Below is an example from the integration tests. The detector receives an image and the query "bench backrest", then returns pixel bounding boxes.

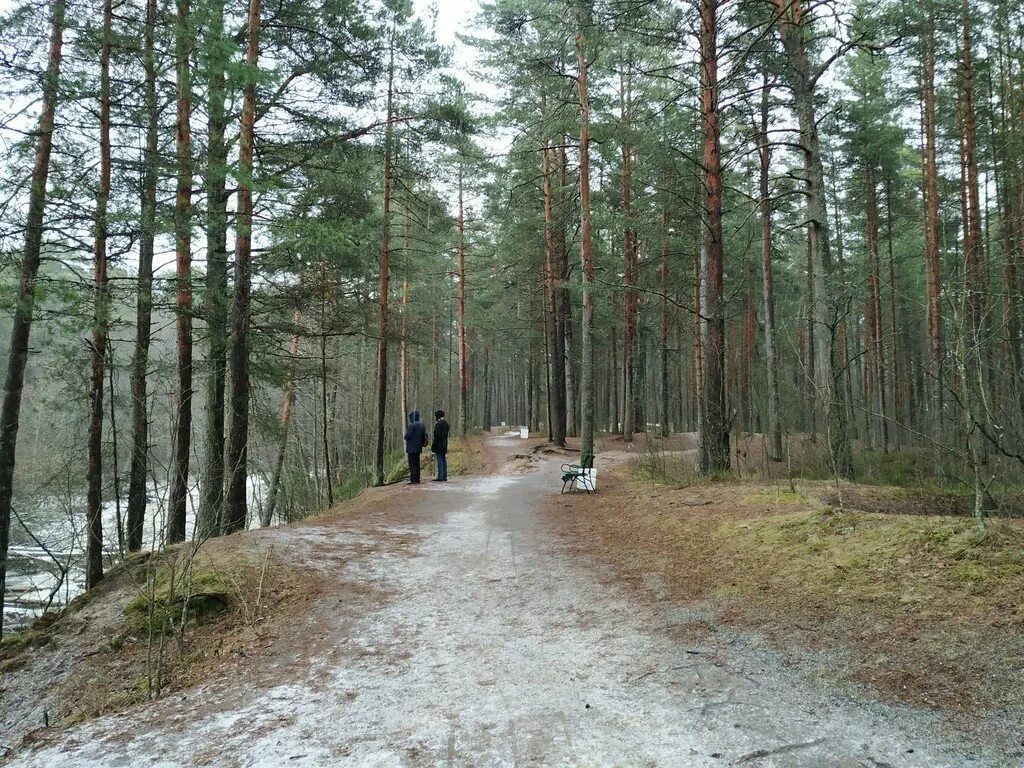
[580,454,594,470]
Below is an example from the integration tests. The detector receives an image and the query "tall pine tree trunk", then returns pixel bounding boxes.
[372,32,395,485]
[693,230,703,438]
[198,0,229,538]
[127,0,157,552]
[168,0,193,544]
[609,292,620,434]
[543,140,566,446]
[557,144,577,438]
[697,0,729,475]
[86,0,113,587]
[620,74,638,441]
[577,7,595,458]
[885,180,902,446]
[962,0,984,359]
[400,275,409,431]
[658,170,671,439]
[483,348,491,430]
[458,165,468,439]
[866,164,889,452]
[320,279,333,507]
[224,0,261,530]
[832,156,857,441]
[922,0,944,438]
[774,0,853,479]
[756,85,783,461]
[263,307,302,526]
[960,0,989,501]
[0,0,67,634]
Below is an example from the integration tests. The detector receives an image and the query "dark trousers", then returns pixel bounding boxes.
[408,452,421,483]
[434,452,447,481]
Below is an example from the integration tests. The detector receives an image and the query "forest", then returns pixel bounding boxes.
[0,0,1023,641]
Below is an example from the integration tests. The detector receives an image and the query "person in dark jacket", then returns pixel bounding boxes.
[431,410,450,482]
[404,410,427,484]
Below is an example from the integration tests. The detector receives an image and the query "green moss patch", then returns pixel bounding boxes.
[717,509,1024,619]
[0,626,51,657]
[124,565,234,637]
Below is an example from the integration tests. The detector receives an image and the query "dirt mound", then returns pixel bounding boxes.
[505,453,540,474]
[532,443,573,457]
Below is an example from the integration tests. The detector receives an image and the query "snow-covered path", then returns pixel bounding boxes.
[5,436,1003,767]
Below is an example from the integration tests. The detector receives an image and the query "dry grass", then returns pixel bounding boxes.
[545,464,1024,716]
[383,437,486,484]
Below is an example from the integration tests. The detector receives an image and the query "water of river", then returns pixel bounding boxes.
[3,476,268,630]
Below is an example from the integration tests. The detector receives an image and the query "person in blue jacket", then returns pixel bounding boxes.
[403,410,427,484]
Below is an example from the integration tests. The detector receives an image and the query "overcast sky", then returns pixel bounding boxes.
[416,0,476,46]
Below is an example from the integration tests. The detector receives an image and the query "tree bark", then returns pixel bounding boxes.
[658,169,670,439]
[372,30,395,485]
[543,140,566,446]
[127,0,158,552]
[832,155,856,441]
[620,73,638,441]
[742,287,757,431]
[556,143,577,438]
[400,276,409,432]
[224,0,261,531]
[866,164,889,452]
[756,84,783,461]
[320,277,333,507]
[168,0,194,545]
[697,0,730,475]
[693,225,703,439]
[960,0,988,491]
[922,0,943,437]
[86,0,113,587]
[885,179,902,446]
[962,0,984,352]
[804,229,816,440]
[577,9,595,458]
[0,0,67,633]
[774,0,853,479]
[483,348,491,430]
[994,42,1021,405]
[458,164,469,439]
[609,292,620,433]
[197,0,229,538]
[263,308,301,526]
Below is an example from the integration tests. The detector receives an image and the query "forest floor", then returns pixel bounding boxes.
[0,433,1021,766]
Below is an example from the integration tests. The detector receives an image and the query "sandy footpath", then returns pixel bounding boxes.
[4,435,1008,767]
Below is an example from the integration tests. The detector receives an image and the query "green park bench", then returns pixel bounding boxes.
[561,454,595,494]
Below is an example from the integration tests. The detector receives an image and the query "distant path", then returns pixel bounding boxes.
[7,435,1000,767]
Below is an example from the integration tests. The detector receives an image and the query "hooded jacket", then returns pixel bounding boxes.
[404,411,427,454]
[431,411,450,455]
